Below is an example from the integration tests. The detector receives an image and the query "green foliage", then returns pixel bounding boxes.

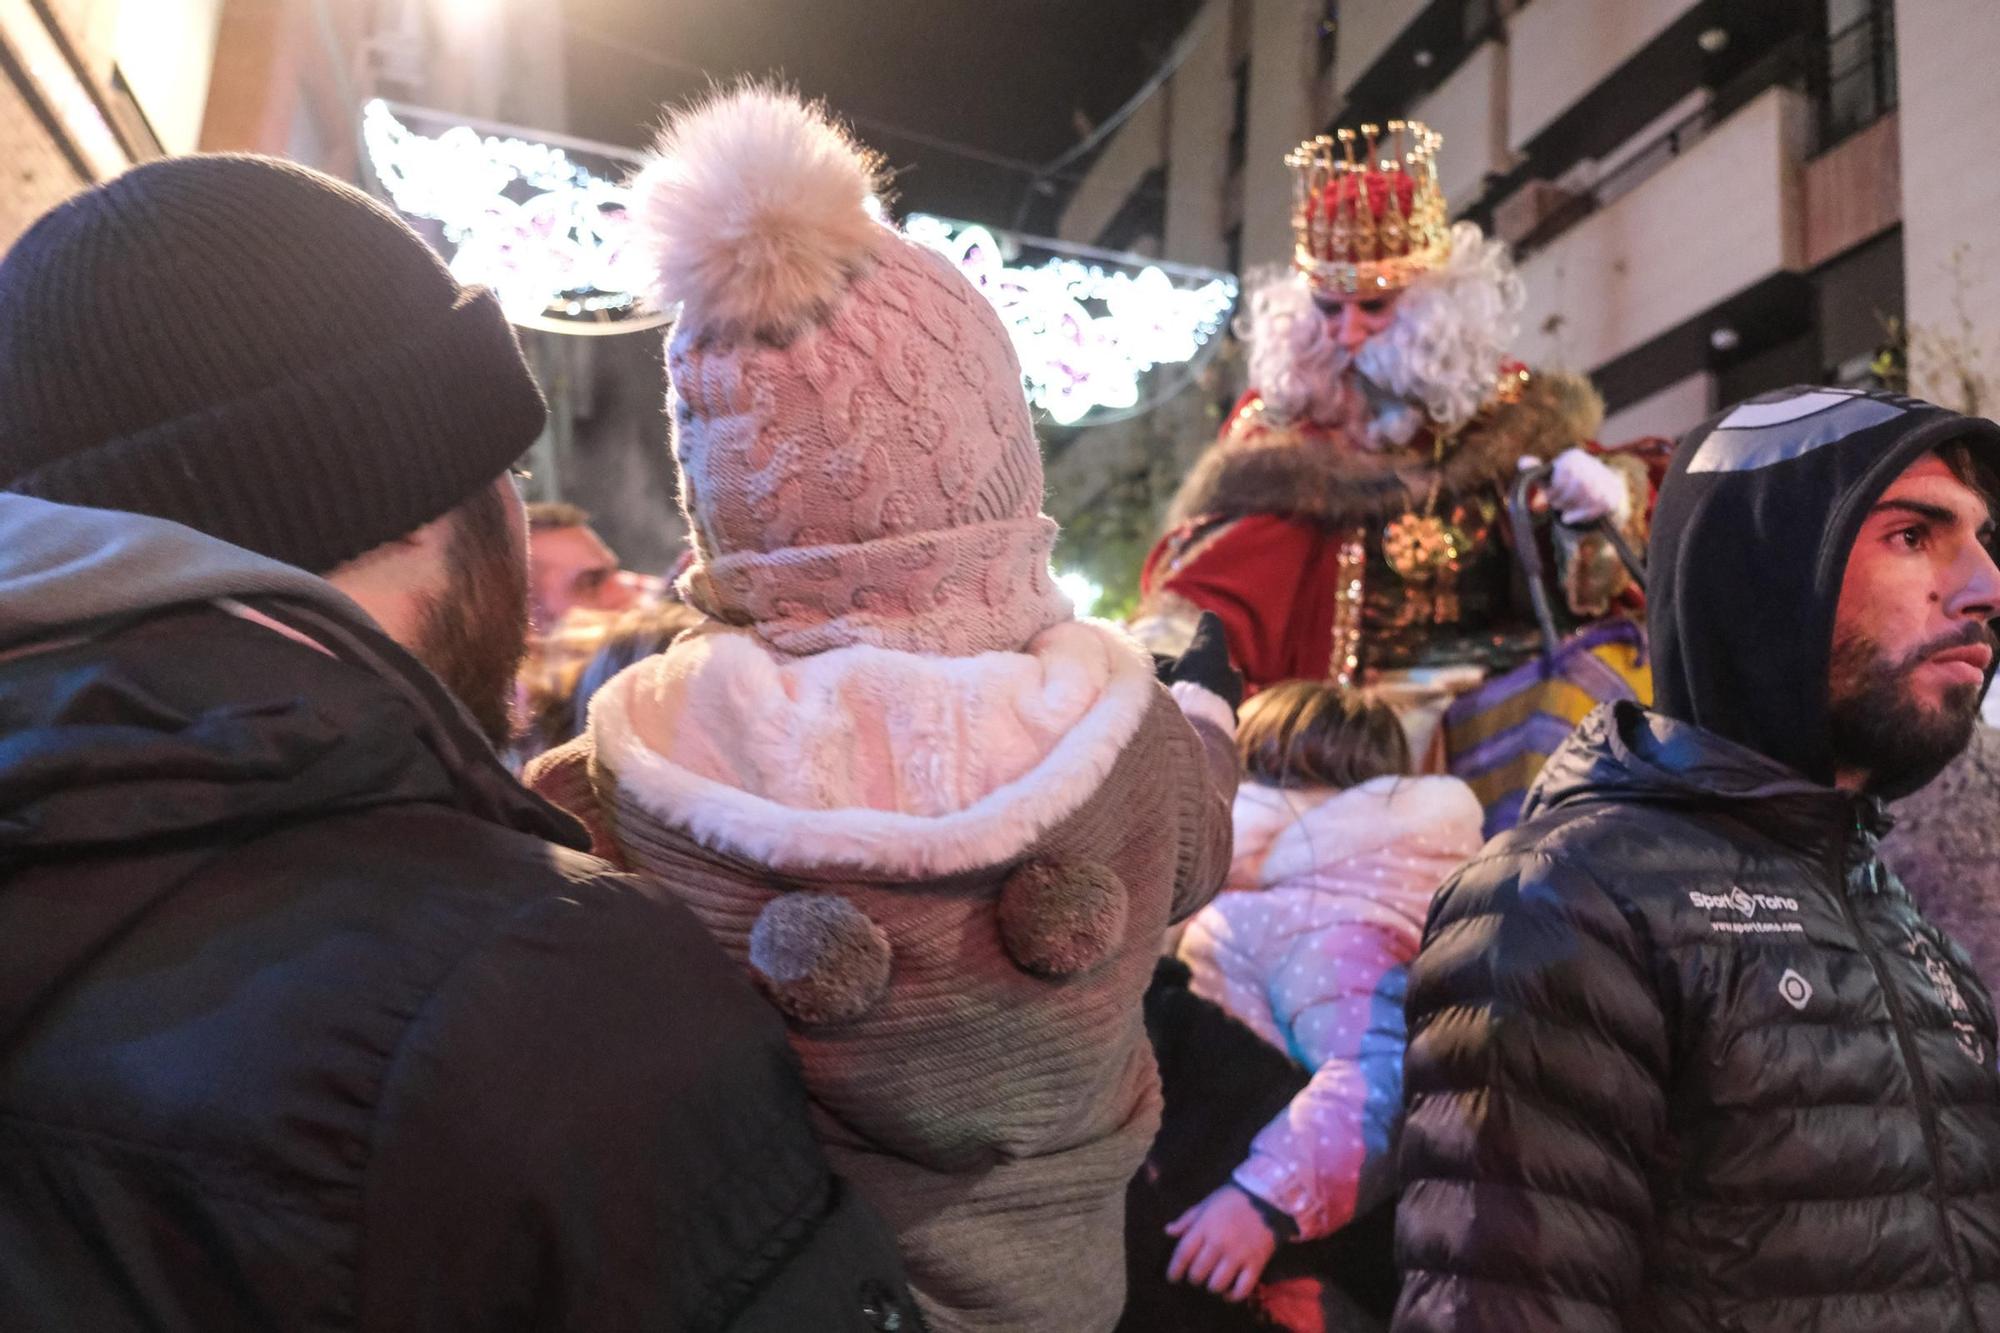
[1053,473,1161,621]
[1042,339,1244,622]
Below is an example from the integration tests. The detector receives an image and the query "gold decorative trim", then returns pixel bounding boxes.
[1328,524,1369,689]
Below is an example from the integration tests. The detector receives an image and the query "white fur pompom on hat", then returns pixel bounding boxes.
[634,84,887,339]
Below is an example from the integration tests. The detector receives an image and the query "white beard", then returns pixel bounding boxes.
[1315,361,1432,453]
[1362,394,1427,450]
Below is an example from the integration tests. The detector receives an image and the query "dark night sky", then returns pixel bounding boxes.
[561,0,1205,229]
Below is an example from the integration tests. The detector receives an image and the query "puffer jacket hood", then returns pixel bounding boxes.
[1648,386,2000,791]
[582,617,1171,880]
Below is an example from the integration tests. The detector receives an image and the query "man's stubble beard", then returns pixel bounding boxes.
[413,485,531,749]
[1827,622,1994,798]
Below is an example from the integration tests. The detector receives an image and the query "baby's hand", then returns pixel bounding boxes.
[1164,1183,1281,1303]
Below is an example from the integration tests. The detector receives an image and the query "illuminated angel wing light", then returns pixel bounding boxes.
[361,99,658,335]
[904,215,1237,426]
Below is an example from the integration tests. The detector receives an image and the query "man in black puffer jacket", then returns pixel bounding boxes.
[0,157,918,1331]
[1394,387,2000,1333]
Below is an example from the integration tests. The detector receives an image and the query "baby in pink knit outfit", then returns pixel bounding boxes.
[527,87,1239,1333]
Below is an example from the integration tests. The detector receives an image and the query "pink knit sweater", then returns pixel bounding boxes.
[529,620,1236,1332]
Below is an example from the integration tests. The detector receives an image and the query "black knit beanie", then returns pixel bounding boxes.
[0,154,548,573]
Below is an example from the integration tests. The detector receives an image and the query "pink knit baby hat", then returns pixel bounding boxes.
[632,86,1070,657]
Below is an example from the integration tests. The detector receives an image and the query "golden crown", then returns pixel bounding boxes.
[1285,120,1452,299]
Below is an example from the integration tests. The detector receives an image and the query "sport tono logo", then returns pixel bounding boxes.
[1687,886,1806,935]
[1688,888,1800,918]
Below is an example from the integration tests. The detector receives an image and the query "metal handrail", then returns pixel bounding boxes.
[1508,463,1648,666]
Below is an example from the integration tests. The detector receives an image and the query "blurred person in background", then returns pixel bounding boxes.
[527,500,661,628]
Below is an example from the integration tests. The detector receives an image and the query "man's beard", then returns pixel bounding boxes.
[1301,346,1423,452]
[413,485,529,749]
[1340,328,1478,453]
[1827,621,1995,797]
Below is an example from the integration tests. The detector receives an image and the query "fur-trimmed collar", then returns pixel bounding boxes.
[586,619,1163,879]
[1166,369,1604,529]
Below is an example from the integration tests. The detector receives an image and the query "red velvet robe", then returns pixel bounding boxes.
[1136,374,1661,692]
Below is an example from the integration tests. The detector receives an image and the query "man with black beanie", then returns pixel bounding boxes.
[1392,386,2000,1333]
[0,156,918,1331]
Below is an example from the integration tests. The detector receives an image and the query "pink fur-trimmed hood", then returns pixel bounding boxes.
[586,618,1165,879]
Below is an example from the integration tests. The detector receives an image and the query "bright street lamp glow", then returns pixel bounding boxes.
[1054,569,1103,617]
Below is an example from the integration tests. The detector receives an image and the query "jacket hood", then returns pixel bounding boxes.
[588,619,1163,878]
[0,493,368,651]
[1227,775,1483,895]
[1649,387,2000,789]
[0,496,581,860]
[1524,701,1871,840]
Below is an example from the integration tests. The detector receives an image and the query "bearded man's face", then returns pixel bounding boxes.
[1307,291,1411,446]
[1828,452,2000,796]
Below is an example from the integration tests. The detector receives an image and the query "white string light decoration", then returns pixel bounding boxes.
[360,103,1239,420]
[362,100,656,334]
[905,215,1237,425]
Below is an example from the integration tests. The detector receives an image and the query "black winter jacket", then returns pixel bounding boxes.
[1396,703,2000,1332]
[0,587,920,1331]
[1394,388,2000,1332]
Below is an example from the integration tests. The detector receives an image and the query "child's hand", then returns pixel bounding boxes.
[1164,1183,1280,1303]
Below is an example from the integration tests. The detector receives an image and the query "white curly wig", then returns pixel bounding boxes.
[1237,221,1525,444]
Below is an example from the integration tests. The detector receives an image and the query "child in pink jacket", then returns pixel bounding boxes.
[1169,682,1483,1309]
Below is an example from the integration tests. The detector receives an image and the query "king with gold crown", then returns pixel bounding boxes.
[1134,120,1660,757]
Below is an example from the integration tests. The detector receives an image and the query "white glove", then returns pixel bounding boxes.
[1545,447,1632,526]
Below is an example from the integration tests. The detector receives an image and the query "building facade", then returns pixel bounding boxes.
[1054,0,1991,463]
[5,0,562,245]
[4,0,377,247]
